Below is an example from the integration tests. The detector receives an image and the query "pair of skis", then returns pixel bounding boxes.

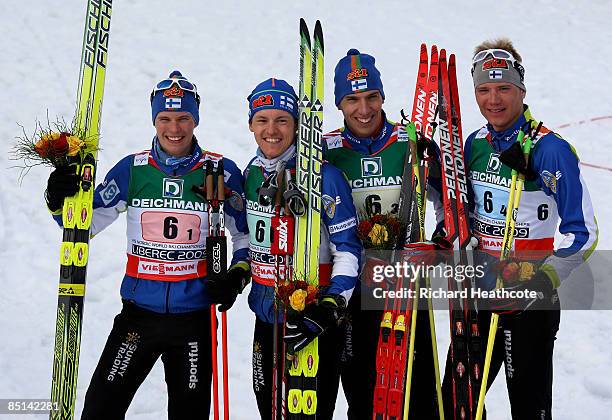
[437,49,483,420]
[372,43,444,420]
[50,1,113,419]
[283,18,324,419]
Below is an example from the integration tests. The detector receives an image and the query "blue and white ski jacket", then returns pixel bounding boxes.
[465,106,598,288]
[243,147,362,323]
[51,138,249,313]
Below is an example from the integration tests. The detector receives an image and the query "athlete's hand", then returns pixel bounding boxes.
[489,270,555,314]
[283,295,345,354]
[208,263,250,312]
[499,141,538,181]
[45,165,80,212]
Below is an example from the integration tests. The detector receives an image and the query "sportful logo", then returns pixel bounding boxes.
[163,178,184,198]
[361,156,382,177]
[486,153,502,174]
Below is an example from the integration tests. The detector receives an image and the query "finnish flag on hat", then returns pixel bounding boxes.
[489,70,503,80]
[165,97,182,109]
[351,78,368,92]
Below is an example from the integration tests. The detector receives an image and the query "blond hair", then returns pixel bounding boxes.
[474,38,522,63]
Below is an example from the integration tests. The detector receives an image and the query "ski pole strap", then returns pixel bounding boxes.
[283,170,306,216]
[258,160,286,206]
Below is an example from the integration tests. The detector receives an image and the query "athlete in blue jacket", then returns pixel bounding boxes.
[237,78,361,419]
[440,39,598,420]
[44,71,249,419]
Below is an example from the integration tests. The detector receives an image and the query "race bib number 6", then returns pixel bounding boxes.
[141,211,201,244]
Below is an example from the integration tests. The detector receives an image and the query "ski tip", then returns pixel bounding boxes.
[439,48,447,61]
[431,44,438,54]
[300,18,309,36]
[314,20,324,52]
[449,53,456,66]
[420,43,427,51]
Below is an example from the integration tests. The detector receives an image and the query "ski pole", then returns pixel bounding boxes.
[217,161,230,420]
[206,161,220,420]
[475,122,540,420]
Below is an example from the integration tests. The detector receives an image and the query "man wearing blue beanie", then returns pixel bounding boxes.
[237,77,361,419]
[43,70,250,419]
[324,49,446,419]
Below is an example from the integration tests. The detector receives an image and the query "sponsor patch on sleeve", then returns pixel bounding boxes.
[134,152,149,166]
[100,179,120,205]
[329,217,357,234]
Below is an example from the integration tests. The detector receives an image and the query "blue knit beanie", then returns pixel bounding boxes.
[151,70,200,125]
[247,78,298,122]
[333,49,385,106]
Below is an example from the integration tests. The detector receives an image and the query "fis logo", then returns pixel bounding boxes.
[163,178,184,198]
[361,157,382,177]
[486,153,502,174]
[541,170,562,193]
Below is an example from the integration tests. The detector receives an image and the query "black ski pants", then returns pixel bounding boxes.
[81,301,213,420]
[340,290,443,420]
[442,304,561,420]
[252,317,344,420]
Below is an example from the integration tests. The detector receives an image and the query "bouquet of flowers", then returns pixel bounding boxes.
[11,116,96,178]
[276,279,318,315]
[357,213,405,250]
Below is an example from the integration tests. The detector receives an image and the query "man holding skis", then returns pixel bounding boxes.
[323,49,446,419]
[222,77,361,419]
[451,38,598,419]
[44,70,250,419]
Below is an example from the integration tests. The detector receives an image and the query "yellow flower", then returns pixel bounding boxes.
[289,289,307,312]
[368,223,388,246]
[518,262,536,281]
[66,135,84,156]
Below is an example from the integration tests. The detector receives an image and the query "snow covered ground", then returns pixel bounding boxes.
[1,0,611,418]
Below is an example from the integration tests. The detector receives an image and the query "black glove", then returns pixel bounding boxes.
[499,141,538,181]
[45,165,80,212]
[208,263,250,312]
[489,270,555,314]
[284,295,345,354]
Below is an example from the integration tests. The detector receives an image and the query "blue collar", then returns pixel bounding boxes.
[151,137,202,174]
[486,106,529,152]
[341,112,395,154]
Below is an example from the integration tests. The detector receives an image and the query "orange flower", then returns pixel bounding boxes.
[34,132,69,159]
[66,135,84,156]
[289,289,307,312]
